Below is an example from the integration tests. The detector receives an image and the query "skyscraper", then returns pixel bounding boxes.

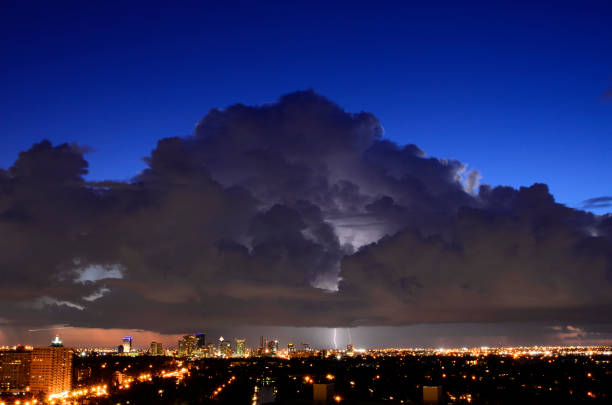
[150,342,163,356]
[0,346,31,392]
[30,336,73,396]
[122,336,133,353]
[196,333,206,350]
[266,339,279,356]
[235,339,246,357]
[178,334,198,357]
[218,337,232,357]
[206,343,216,358]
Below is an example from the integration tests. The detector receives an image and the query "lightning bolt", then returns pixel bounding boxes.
[333,328,337,349]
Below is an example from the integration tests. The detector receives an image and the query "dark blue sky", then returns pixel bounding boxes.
[2,0,611,212]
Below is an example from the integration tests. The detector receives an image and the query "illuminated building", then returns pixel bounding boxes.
[235,339,246,357]
[206,343,216,358]
[30,336,73,396]
[288,343,295,353]
[0,346,31,392]
[178,334,198,357]
[301,342,311,351]
[266,340,278,356]
[122,336,132,353]
[218,337,232,357]
[346,344,354,356]
[150,342,163,356]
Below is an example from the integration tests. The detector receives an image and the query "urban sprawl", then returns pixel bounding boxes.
[1,334,611,404]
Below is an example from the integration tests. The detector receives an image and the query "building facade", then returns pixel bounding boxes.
[30,338,72,396]
[178,335,198,357]
[150,342,163,356]
[235,339,246,357]
[0,348,31,392]
[122,336,133,353]
[218,337,232,357]
[196,333,206,350]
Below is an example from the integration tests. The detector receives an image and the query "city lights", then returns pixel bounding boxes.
[2,337,612,404]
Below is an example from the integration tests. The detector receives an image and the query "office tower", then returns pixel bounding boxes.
[122,336,132,353]
[150,342,163,356]
[0,346,31,392]
[178,335,198,357]
[218,337,232,357]
[235,339,246,357]
[196,333,206,349]
[287,343,295,353]
[206,343,216,358]
[185,335,197,354]
[301,342,311,351]
[266,339,278,356]
[30,336,73,396]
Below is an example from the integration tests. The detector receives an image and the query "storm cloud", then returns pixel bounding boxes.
[1,91,611,335]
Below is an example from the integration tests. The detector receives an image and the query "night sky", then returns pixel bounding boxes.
[1,1,612,349]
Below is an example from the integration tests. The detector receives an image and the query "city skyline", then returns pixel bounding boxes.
[1,2,612,350]
[3,334,610,403]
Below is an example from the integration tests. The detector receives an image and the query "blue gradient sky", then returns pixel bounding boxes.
[1,0,611,214]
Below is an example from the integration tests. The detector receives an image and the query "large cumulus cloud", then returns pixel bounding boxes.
[0,91,611,334]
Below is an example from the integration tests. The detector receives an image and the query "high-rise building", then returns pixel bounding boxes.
[122,336,133,353]
[196,333,206,349]
[288,343,295,353]
[0,346,31,392]
[150,342,163,356]
[235,339,246,357]
[266,339,278,356]
[30,336,73,396]
[206,343,216,358]
[178,335,198,357]
[218,337,232,357]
